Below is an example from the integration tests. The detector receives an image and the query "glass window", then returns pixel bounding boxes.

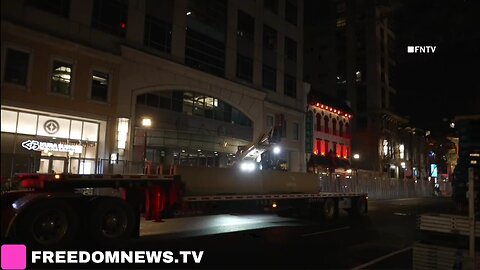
[236,54,253,82]
[82,122,99,141]
[185,28,225,77]
[237,10,254,41]
[51,60,72,95]
[183,92,194,115]
[262,65,276,91]
[70,120,83,140]
[284,74,296,98]
[145,93,159,108]
[285,37,297,61]
[92,0,128,37]
[263,25,277,51]
[25,0,71,18]
[144,15,172,53]
[1,110,18,133]
[193,95,205,116]
[172,91,183,112]
[3,48,30,86]
[285,0,297,26]
[17,112,38,135]
[264,0,278,13]
[91,71,109,102]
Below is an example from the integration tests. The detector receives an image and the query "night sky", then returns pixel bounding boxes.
[392,0,480,131]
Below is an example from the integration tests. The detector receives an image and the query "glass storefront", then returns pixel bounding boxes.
[1,108,101,177]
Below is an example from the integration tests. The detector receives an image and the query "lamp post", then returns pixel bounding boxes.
[142,117,151,173]
[353,154,360,188]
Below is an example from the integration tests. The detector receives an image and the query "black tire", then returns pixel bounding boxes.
[89,198,135,244]
[16,200,79,248]
[349,197,368,217]
[322,198,336,220]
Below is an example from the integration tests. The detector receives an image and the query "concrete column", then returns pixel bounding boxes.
[171,0,187,61]
[126,0,146,47]
[225,1,238,80]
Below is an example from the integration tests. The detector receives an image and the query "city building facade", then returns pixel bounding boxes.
[304,0,428,178]
[305,92,353,173]
[1,0,307,176]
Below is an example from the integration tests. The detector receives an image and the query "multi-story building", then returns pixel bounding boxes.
[305,91,353,173]
[1,0,306,176]
[304,0,428,177]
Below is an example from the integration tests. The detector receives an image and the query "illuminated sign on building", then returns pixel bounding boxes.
[430,164,438,178]
[21,140,83,154]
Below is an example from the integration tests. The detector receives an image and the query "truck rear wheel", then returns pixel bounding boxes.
[349,197,367,217]
[89,198,135,244]
[322,198,336,220]
[16,200,79,248]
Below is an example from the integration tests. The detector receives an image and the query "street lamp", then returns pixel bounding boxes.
[142,117,151,172]
[353,153,360,160]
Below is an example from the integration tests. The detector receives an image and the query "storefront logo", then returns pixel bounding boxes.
[21,140,82,153]
[44,120,60,134]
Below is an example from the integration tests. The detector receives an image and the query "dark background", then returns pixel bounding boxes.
[392,0,480,131]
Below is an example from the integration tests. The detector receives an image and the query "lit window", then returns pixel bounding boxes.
[51,60,72,95]
[399,144,405,159]
[383,139,389,156]
[355,71,362,82]
[336,17,346,28]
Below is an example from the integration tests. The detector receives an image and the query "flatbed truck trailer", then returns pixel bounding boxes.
[1,168,367,248]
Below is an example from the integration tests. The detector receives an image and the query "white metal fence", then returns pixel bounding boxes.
[318,170,437,199]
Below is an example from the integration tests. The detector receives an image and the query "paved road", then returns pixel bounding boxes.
[128,197,457,269]
[25,197,457,269]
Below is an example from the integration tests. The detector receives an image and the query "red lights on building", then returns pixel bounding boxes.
[313,103,352,119]
[121,22,126,29]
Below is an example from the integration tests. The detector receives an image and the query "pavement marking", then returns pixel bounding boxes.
[351,245,412,270]
[393,212,408,216]
[302,226,350,237]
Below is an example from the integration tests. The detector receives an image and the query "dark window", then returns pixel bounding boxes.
[25,0,70,17]
[237,10,254,41]
[91,71,109,102]
[285,37,297,61]
[236,54,253,82]
[172,91,183,112]
[332,119,337,135]
[51,60,72,95]
[3,49,29,86]
[284,74,296,98]
[92,0,128,37]
[316,114,321,131]
[339,122,344,137]
[285,0,297,26]
[146,93,159,108]
[264,0,278,13]
[144,15,172,53]
[357,86,367,112]
[323,116,329,133]
[262,65,276,91]
[185,28,225,77]
[263,25,277,51]
[136,94,145,104]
